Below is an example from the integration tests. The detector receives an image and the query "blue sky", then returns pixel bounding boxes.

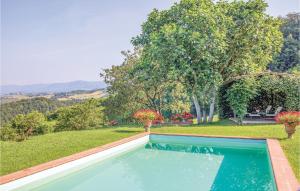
[1,0,299,85]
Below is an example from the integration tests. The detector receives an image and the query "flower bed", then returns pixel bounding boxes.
[171,112,194,125]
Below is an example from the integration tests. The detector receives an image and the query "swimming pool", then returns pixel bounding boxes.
[2,134,277,191]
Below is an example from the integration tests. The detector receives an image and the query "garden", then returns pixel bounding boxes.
[1,0,299,185]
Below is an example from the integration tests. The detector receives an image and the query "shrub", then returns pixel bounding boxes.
[0,125,17,141]
[34,122,54,135]
[171,112,194,122]
[182,112,194,120]
[171,114,183,122]
[219,74,300,119]
[10,111,47,140]
[55,99,105,131]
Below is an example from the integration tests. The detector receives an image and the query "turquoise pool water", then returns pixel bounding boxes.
[17,135,276,191]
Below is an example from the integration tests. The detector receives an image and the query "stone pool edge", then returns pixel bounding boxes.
[0,132,150,185]
[1,132,299,191]
[267,139,299,191]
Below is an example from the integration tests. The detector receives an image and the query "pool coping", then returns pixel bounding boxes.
[0,132,149,185]
[1,132,299,191]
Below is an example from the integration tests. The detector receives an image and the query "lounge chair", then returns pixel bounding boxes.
[265,107,283,117]
[247,113,261,119]
[265,105,272,115]
[247,105,272,119]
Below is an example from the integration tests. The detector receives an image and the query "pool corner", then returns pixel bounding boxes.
[267,139,300,191]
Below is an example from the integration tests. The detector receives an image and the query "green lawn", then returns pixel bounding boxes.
[0,128,143,176]
[1,120,299,181]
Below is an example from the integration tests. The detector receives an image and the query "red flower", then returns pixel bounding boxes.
[133,109,163,124]
[171,112,194,122]
[182,112,194,119]
[275,112,300,127]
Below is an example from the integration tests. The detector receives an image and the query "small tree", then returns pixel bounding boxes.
[226,78,258,124]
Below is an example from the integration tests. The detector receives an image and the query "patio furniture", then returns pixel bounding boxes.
[247,113,261,119]
[265,107,283,117]
[265,105,272,115]
[247,105,272,119]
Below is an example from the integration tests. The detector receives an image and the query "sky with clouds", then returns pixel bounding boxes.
[1,0,299,85]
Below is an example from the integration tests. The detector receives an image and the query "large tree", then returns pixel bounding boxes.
[101,49,190,121]
[133,0,282,124]
[268,13,300,72]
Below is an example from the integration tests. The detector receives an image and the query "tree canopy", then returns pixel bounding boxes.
[101,49,191,121]
[0,97,79,124]
[268,13,300,72]
[132,0,283,123]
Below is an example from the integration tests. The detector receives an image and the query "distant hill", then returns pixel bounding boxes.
[1,81,106,95]
[0,97,80,124]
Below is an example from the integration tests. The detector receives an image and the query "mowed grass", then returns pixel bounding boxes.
[1,120,299,181]
[0,128,143,175]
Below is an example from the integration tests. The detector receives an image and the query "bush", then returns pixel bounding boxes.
[55,99,105,131]
[171,112,194,122]
[10,111,47,140]
[0,125,17,141]
[219,73,300,119]
[34,122,54,135]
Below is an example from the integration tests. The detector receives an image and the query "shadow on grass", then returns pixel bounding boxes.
[277,137,289,141]
[113,129,142,133]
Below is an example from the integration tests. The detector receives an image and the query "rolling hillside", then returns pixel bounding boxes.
[1,81,106,95]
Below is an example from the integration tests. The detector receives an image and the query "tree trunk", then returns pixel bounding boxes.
[192,94,202,124]
[208,89,216,122]
[203,106,207,123]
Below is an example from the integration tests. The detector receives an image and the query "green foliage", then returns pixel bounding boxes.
[1,99,105,141]
[34,122,55,135]
[55,99,105,131]
[226,78,258,123]
[289,64,300,74]
[9,111,48,141]
[132,0,283,123]
[0,125,17,141]
[0,97,79,124]
[253,74,300,111]
[100,50,144,121]
[219,73,300,119]
[160,83,191,118]
[268,13,300,72]
[101,49,190,121]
